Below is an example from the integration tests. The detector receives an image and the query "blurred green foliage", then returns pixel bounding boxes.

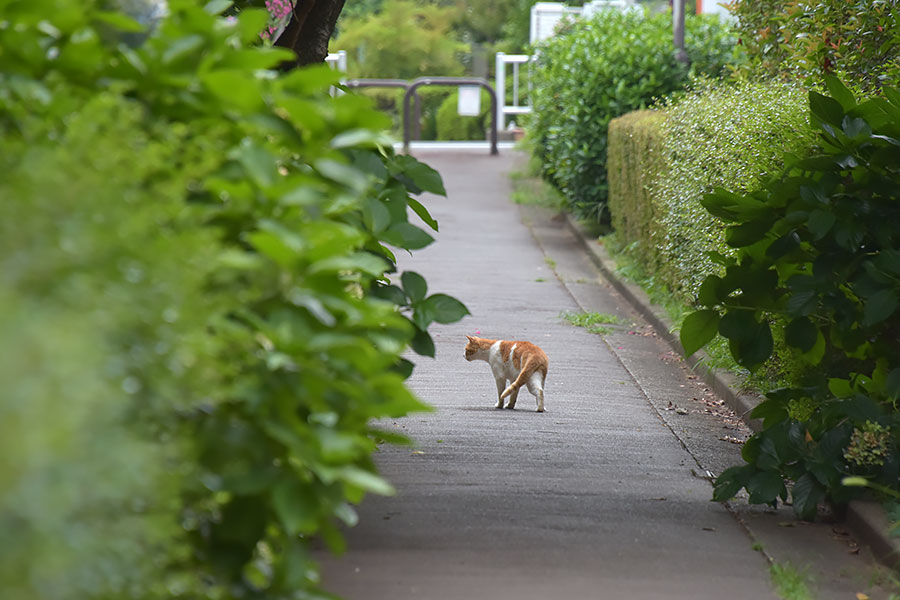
[528,8,739,222]
[0,0,467,597]
[728,0,900,94]
[334,0,466,79]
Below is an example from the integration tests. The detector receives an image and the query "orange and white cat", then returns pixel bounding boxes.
[464,335,549,412]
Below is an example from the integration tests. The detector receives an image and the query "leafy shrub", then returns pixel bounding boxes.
[334,0,466,79]
[529,8,738,221]
[680,78,900,518]
[729,0,900,93]
[0,1,467,598]
[435,88,492,141]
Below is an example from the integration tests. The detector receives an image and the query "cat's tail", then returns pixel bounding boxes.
[500,361,539,400]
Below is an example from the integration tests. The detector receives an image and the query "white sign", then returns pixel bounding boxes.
[457,86,481,116]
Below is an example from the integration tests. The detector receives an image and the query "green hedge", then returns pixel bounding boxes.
[0,1,467,597]
[607,80,817,304]
[529,8,738,221]
[607,109,666,274]
[435,89,492,141]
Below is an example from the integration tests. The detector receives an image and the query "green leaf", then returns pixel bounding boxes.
[407,197,439,232]
[718,309,756,342]
[392,155,447,196]
[827,378,853,399]
[401,271,428,303]
[841,116,871,140]
[725,218,774,248]
[824,76,856,111]
[784,317,817,352]
[766,231,800,259]
[809,91,845,128]
[422,293,470,324]
[713,465,752,502]
[733,320,774,371]
[93,11,145,32]
[679,310,720,357]
[272,479,319,535]
[381,223,435,250]
[747,470,786,505]
[886,367,900,401]
[697,276,722,306]
[791,473,825,520]
[807,209,835,240]
[798,329,826,366]
[235,140,278,188]
[863,289,898,326]
[314,159,369,192]
[373,283,407,305]
[338,466,396,496]
[410,327,435,357]
[364,198,392,234]
[750,398,789,429]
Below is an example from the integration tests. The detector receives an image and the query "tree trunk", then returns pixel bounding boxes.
[274,0,347,68]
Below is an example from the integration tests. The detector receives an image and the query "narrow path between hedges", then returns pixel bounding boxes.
[318,150,890,599]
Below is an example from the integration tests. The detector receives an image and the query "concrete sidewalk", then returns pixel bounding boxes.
[319,151,893,599]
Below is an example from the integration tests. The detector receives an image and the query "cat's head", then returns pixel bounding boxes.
[464,335,484,361]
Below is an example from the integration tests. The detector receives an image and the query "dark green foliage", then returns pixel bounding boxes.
[529,9,738,221]
[0,0,467,597]
[680,78,900,518]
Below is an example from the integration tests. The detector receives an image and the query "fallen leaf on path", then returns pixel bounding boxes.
[719,435,745,445]
[675,407,688,415]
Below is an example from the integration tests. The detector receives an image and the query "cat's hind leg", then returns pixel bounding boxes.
[494,377,507,409]
[505,387,519,409]
[526,372,545,412]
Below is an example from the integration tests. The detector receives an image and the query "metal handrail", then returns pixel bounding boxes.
[402,77,499,156]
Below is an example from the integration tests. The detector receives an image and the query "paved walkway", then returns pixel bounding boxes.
[320,151,891,599]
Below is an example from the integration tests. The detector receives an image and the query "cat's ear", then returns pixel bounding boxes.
[466,335,474,342]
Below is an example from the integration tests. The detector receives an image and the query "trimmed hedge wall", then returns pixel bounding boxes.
[607,80,818,303]
[607,110,666,274]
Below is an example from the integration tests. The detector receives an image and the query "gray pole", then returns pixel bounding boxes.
[672,0,689,65]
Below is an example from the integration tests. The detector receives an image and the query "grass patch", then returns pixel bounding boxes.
[535,277,547,282]
[544,256,557,269]
[510,169,565,211]
[601,233,756,386]
[562,311,622,335]
[770,563,812,600]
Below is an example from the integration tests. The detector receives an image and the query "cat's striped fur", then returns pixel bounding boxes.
[464,335,549,412]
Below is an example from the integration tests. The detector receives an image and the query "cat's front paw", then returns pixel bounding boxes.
[495,403,504,409]
[536,407,545,413]
[504,404,515,410]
